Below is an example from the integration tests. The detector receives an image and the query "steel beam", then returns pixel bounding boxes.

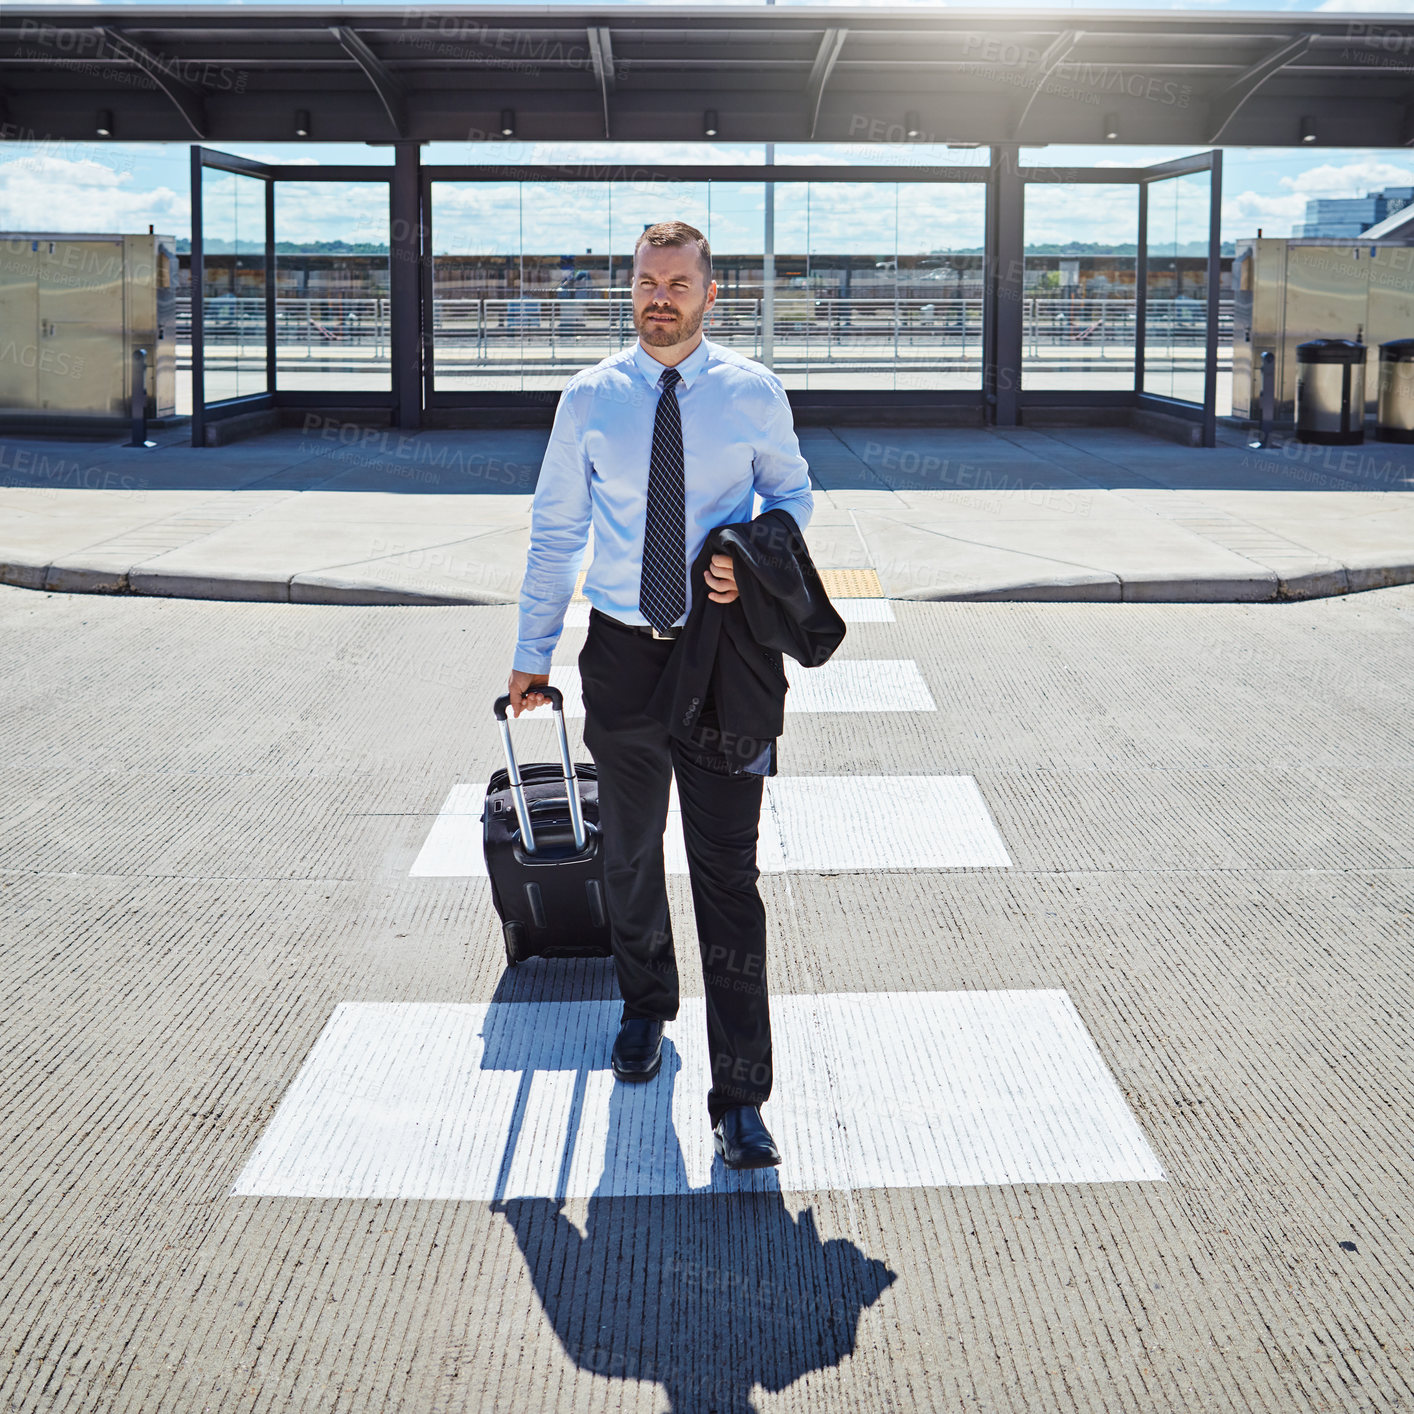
[587,26,615,139]
[1205,34,1311,144]
[984,144,1024,429]
[391,142,423,431]
[805,28,847,142]
[95,27,208,137]
[332,25,407,139]
[265,174,276,396]
[1134,179,1148,395]
[190,144,205,449]
[1009,29,1080,141]
[1202,149,1222,448]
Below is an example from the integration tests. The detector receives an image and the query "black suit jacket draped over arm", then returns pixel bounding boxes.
[643,508,848,770]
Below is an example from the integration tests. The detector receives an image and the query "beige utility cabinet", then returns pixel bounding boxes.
[1231,236,1414,421]
[0,232,177,421]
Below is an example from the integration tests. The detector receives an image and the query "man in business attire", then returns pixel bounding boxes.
[505,220,813,1170]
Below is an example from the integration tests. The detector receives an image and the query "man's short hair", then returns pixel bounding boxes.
[633,220,712,285]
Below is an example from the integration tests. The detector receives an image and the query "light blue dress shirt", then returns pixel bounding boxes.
[513,335,815,675]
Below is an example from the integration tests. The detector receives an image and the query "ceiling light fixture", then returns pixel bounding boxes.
[500,107,516,137]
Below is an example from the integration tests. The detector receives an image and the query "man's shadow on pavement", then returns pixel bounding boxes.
[480,970,898,1414]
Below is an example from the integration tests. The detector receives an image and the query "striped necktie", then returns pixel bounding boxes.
[639,365,686,633]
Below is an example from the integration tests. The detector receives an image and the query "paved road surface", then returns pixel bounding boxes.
[1,580,1411,1412]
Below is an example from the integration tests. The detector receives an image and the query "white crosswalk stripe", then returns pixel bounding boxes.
[410,774,1011,877]
[231,992,1165,1199]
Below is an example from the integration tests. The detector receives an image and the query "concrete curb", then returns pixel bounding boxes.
[4,552,1413,607]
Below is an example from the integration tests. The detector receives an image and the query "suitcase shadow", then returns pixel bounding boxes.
[482,980,898,1413]
[489,955,621,1005]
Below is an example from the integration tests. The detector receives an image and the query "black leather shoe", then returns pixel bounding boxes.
[712,1106,781,1169]
[611,1018,664,1082]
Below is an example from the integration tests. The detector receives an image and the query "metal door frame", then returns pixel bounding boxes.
[418,161,994,427]
[1010,147,1223,447]
[191,145,403,447]
[1137,149,1224,448]
[191,145,1222,444]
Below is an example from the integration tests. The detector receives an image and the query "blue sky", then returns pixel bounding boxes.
[3,138,1411,253]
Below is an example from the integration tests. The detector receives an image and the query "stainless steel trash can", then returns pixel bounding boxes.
[1295,339,1366,446]
[1376,339,1414,444]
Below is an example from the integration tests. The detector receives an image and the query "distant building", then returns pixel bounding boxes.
[1294,186,1414,239]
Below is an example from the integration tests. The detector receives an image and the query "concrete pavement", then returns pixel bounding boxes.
[2,577,1412,1412]
[1,419,1410,606]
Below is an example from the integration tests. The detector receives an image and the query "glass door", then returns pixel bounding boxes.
[199,164,270,404]
[1022,182,1138,393]
[1143,171,1212,404]
[1139,152,1223,444]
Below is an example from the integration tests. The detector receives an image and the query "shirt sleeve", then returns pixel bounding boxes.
[513,384,592,675]
[752,376,814,533]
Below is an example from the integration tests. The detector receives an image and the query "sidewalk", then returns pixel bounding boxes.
[1,419,1410,605]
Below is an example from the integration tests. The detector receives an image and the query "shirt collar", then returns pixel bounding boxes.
[632,335,711,391]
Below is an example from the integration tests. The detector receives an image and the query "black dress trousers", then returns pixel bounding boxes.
[577,607,772,1126]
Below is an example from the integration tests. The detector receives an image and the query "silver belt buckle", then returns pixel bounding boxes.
[650,625,677,640]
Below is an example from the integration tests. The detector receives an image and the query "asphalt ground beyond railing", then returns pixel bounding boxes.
[0,421,1411,609]
[1,577,1411,1413]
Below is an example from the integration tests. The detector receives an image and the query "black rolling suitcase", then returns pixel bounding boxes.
[484,685,613,967]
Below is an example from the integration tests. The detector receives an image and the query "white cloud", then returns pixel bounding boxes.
[1217,156,1414,237]
[1218,155,1414,238]
[272,180,394,245]
[442,139,762,167]
[1278,157,1414,197]
[0,150,187,233]
[220,149,323,167]
[1223,187,1309,236]
[1025,182,1140,245]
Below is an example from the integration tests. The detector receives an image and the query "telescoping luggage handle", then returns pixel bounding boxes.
[491,685,587,855]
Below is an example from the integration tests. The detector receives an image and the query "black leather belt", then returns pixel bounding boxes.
[590,606,681,641]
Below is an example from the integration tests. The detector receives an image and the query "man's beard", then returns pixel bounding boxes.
[634,300,705,347]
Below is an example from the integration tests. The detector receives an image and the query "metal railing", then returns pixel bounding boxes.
[192,296,389,358]
[179,294,1232,367]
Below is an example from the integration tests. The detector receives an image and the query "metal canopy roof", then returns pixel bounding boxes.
[2,6,1412,149]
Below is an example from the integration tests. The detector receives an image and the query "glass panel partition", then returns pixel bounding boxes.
[898,183,985,394]
[1022,183,1138,391]
[1144,171,1211,404]
[699,180,763,361]
[201,167,267,402]
[429,177,985,394]
[432,180,521,393]
[789,182,901,392]
[275,180,391,392]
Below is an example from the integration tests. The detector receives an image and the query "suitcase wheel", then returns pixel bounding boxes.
[503,919,526,968]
